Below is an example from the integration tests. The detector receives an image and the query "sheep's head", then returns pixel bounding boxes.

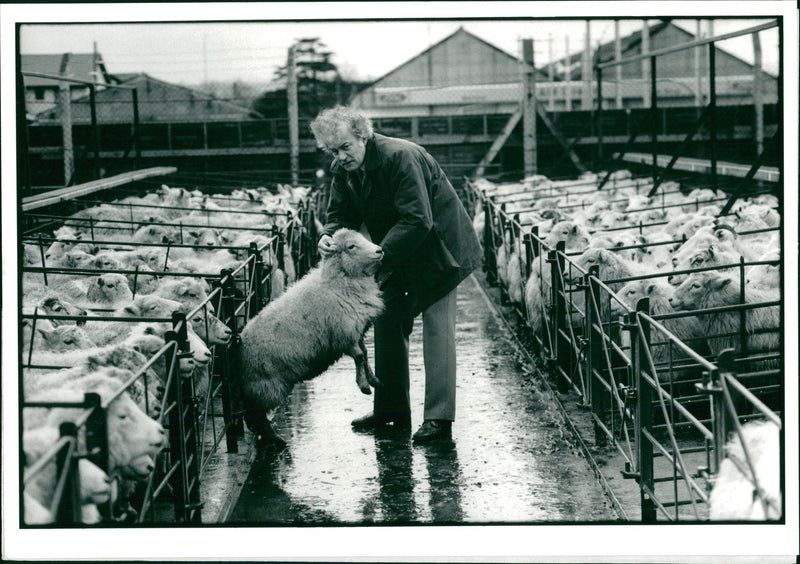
[87,273,133,305]
[38,295,87,326]
[670,271,733,311]
[119,295,182,318]
[92,253,123,271]
[36,325,94,352]
[612,280,672,315]
[326,229,384,277]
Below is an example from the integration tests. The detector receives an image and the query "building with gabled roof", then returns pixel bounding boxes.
[21,52,111,116]
[352,27,548,118]
[35,72,264,124]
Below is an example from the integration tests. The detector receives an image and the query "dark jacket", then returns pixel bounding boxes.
[322,133,482,315]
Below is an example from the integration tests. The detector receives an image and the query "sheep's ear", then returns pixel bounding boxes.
[36,327,53,339]
[122,305,139,316]
[570,225,577,233]
[161,235,171,244]
[713,277,733,291]
[646,283,656,295]
[188,231,200,238]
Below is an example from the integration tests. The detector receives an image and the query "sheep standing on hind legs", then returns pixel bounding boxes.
[239,228,385,448]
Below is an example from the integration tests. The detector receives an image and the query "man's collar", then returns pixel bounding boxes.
[363,135,380,172]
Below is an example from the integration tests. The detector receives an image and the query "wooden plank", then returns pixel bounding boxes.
[536,105,586,173]
[473,107,522,178]
[21,166,178,211]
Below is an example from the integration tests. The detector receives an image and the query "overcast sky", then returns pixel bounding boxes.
[19,16,779,87]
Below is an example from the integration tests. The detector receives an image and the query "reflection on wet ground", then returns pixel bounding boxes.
[228,275,618,525]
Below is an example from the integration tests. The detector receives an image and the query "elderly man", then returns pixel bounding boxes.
[310,106,482,443]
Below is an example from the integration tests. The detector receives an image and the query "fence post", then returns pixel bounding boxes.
[483,199,497,284]
[548,241,569,393]
[167,316,203,524]
[54,422,81,524]
[708,42,717,191]
[586,266,607,444]
[89,84,102,180]
[132,87,141,169]
[633,297,657,522]
[218,269,244,451]
[650,56,658,182]
[83,391,110,517]
[248,242,262,320]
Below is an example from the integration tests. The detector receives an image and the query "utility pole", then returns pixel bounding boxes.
[614,20,623,108]
[641,20,651,108]
[548,34,555,111]
[582,20,592,110]
[695,20,703,106]
[203,34,208,86]
[564,35,572,110]
[522,39,537,177]
[287,44,299,187]
[752,31,764,154]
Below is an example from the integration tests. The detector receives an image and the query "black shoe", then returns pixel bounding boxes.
[351,411,411,432]
[412,420,452,443]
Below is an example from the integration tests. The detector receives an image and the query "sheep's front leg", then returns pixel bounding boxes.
[348,337,381,394]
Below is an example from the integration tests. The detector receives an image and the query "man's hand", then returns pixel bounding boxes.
[318,234,336,258]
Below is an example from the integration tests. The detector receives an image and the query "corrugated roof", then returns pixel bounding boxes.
[364,27,549,89]
[21,53,107,86]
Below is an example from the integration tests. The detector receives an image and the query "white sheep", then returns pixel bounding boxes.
[24,373,166,477]
[708,419,781,521]
[240,228,384,447]
[609,278,710,375]
[670,271,780,361]
[745,250,780,292]
[23,425,113,524]
[85,273,134,308]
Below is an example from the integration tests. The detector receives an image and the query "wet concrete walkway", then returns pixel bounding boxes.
[227,274,618,524]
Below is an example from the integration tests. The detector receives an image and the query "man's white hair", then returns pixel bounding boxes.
[309,106,374,149]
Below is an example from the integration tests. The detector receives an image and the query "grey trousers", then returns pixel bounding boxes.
[372,283,458,422]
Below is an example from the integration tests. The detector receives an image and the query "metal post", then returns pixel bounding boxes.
[582,20,592,110]
[55,422,81,524]
[89,84,102,180]
[132,88,141,168]
[597,66,604,166]
[752,31,764,155]
[522,39,537,177]
[709,43,717,191]
[587,266,606,444]
[614,20,623,109]
[249,242,263,320]
[165,330,188,522]
[548,34,555,111]
[695,20,704,106]
[218,269,243,450]
[641,21,651,108]
[60,81,74,185]
[633,298,657,523]
[650,56,658,182]
[16,40,32,196]
[550,241,569,393]
[287,45,299,187]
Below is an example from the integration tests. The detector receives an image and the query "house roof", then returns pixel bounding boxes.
[35,72,265,123]
[551,20,775,80]
[364,27,549,89]
[21,53,109,86]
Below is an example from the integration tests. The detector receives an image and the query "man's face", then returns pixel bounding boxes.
[326,124,366,172]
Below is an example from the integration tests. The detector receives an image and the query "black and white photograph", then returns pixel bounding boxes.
[1,2,798,562]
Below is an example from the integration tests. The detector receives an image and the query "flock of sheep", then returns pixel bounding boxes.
[469,170,782,520]
[21,182,311,525]
[19,167,782,524]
